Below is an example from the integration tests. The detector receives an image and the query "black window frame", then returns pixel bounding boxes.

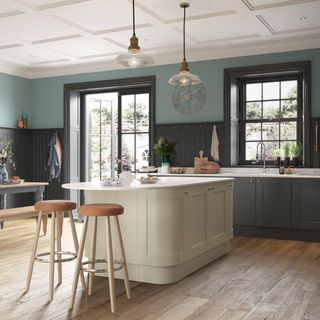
[224,61,311,167]
[239,74,303,165]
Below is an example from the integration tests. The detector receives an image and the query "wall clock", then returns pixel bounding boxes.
[172,83,206,115]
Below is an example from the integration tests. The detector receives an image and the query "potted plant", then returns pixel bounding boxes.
[154,137,175,173]
[0,141,15,183]
[274,149,281,166]
[283,143,291,167]
[291,143,302,167]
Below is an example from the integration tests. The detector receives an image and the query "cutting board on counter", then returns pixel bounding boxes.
[194,150,208,174]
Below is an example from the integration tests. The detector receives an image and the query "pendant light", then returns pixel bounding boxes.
[116,0,153,68]
[169,2,201,86]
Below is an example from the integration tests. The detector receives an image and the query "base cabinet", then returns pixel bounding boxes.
[292,178,320,230]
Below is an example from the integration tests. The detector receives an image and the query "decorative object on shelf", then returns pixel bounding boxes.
[21,113,28,129]
[17,117,24,129]
[169,167,186,174]
[291,143,302,167]
[168,2,202,87]
[283,142,291,167]
[194,150,208,174]
[172,82,206,115]
[115,0,153,68]
[274,149,281,166]
[0,140,15,183]
[154,137,175,174]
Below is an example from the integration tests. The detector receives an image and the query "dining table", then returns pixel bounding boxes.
[0,182,48,228]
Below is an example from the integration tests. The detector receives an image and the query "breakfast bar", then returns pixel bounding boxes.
[63,177,234,284]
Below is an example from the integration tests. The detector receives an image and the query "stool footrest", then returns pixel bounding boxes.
[35,251,77,263]
[81,259,123,274]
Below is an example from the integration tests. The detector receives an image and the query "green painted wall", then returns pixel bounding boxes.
[1,48,320,129]
[0,73,31,128]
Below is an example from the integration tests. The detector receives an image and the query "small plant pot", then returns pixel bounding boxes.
[274,157,281,166]
[292,157,299,167]
[284,157,290,167]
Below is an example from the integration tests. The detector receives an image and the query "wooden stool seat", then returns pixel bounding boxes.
[25,199,85,301]
[35,200,77,212]
[78,204,124,216]
[69,203,131,313]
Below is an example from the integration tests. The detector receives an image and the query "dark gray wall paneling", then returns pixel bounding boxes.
[0,127,64,208]
[155,122,225,167]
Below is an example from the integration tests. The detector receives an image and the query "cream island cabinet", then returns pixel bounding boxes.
[62,177,234,284]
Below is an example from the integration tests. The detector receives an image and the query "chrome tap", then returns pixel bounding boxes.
[256,142,268,173]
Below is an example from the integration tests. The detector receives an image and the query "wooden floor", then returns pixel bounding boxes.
[1,219,320,320]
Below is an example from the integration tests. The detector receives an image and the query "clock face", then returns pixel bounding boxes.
[172,83,206,115]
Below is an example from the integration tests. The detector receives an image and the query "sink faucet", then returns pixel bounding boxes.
[256,142,268,173]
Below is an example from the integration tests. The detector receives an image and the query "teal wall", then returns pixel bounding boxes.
[1,48,320,129]
[0,73,31,128]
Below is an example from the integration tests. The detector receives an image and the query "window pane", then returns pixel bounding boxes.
[281,80,297,99]
[263,101,280,119]
[281,99,297,118]
[136,133,149,169]
[245,142,259,161]
[122,134,135,171]
[246,83,261,101]
[121,95,135,133]
[90,171,100,182]
[262,122,279,141]
[246,102,262,120]
[101,136,111,171]
[136,93,149,132]
[100,100,112,135]
[263,82,279,100]
[264,142,279,160]
[89,101,101,135]
[281,122,297,140]
[246,123,261,141]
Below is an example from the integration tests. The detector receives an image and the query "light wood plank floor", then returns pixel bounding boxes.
[1,218,320,320]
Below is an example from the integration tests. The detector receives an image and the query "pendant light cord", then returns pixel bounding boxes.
[132,0,136,35]
[183,5,186,61]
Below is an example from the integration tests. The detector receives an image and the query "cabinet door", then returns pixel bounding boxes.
[292,179,320,230]
[256,178,291,228]
[233,177,256,226]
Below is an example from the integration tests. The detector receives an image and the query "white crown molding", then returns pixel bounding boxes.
[242,0,319,11]
[0,34,319,79]
[13,0,92,11]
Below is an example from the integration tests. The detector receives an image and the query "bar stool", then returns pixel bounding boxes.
[24,200,86,301]
[69,203,131,313]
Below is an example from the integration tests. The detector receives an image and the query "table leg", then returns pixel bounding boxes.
[0,194,7,229]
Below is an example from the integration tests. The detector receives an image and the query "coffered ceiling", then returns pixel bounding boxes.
[0,0,319,78]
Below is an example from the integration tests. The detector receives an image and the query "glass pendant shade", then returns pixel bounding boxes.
[115,0,153,68]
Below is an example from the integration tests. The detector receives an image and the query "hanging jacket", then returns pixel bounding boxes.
[47,132,62,181]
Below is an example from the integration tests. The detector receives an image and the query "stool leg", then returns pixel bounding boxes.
[42,214,48,236]
[106,216,116,313]
[56,212,63,285]
[69,216,89,310]
[115,216,131,299]
[68,211,86,291]
[25,212,43,293]
[49,211,56,301]
[88,216,97,296]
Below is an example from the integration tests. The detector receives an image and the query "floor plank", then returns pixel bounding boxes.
[1,219,320,320]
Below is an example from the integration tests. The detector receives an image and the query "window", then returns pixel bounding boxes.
[240,77,301,163]
[85,90,151,182]
[224,61,311,167]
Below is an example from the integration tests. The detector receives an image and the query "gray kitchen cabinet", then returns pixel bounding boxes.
[292,178,320,230]
[233,177,256,226]
[255,178,292,228]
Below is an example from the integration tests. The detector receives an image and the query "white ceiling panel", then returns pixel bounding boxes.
[246,0,320,10]
[20,0,84,5]
[179,13,256,42]
[0,12,81,42]
[0,0,24,12]
[52,0,151,33]
[137,0,233,21]
[0,44,69,65]
[44,37,121,58]
[260,1,320,32]
[106,25,182,50]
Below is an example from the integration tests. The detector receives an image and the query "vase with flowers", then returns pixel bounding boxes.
[0,141,15,183]
[154,137,175,173]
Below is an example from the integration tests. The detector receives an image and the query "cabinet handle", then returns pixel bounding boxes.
[184,191,190,195]
[207,187,216,191]
[257,179,262,183]
[250,179,254,183]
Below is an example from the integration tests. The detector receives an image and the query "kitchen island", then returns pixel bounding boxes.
[62,177,233,284]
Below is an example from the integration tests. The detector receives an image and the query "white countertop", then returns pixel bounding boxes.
[153,167,320,179]
[62,176,234,191]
